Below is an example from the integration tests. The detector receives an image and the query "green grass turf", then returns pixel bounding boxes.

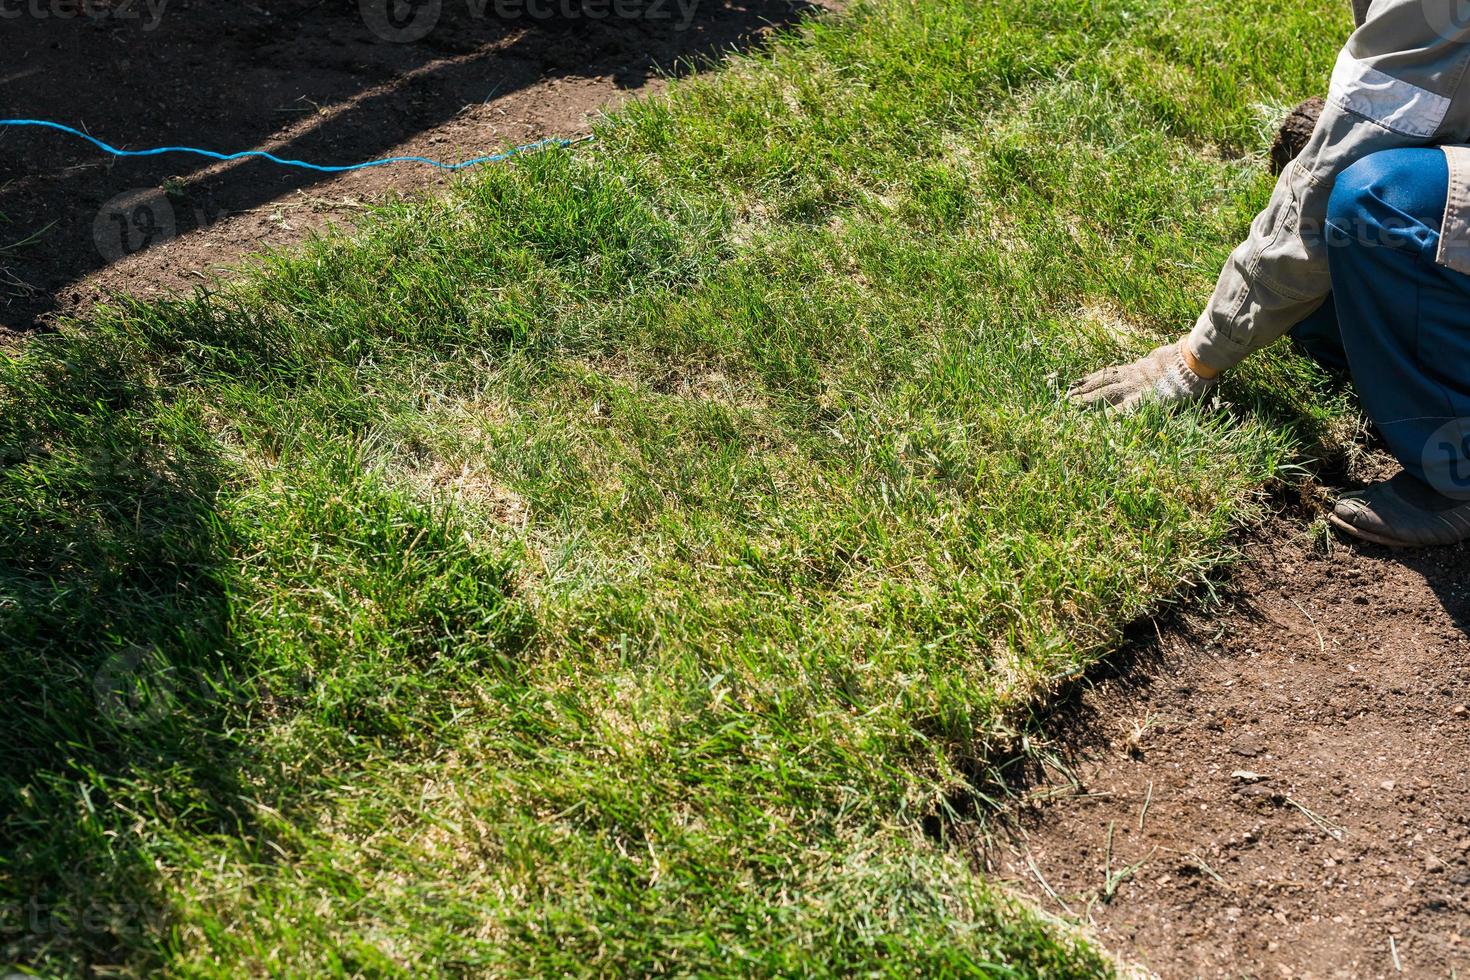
[2,0,1359,974]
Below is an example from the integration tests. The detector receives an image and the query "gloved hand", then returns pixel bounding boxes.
[1067,340,1217,412]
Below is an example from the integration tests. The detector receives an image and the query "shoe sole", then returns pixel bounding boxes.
[1327,512,1427,549]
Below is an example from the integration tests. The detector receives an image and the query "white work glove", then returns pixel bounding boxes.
[1067,341,1217,413]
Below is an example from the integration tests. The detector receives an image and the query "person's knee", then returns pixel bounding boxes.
[1326,148,1448,249]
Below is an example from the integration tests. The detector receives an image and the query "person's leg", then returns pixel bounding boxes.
[1321,147,1470,546]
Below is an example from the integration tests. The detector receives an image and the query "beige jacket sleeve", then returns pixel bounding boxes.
[1188,0,1470,371]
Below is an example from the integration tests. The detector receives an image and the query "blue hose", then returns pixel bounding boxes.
[0,118,575,172]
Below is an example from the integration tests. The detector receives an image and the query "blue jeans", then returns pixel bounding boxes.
[1290,147,1470,499]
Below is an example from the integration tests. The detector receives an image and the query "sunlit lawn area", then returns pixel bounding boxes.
[2,0,1352,973]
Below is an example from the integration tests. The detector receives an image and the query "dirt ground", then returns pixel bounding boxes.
[0,0,817,334]
[986,482,1470,979]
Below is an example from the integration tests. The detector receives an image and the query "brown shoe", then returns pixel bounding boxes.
[1330,472,1470,548]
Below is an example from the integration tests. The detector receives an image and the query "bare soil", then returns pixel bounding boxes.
[986,488,1470,979]
[0,0,817,334]
[1270,97,1324,176]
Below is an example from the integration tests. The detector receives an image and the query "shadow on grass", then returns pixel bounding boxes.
[0,330,260,971]
[0,293,539,972]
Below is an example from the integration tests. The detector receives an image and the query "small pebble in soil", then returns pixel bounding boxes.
[1231,734,1266,757]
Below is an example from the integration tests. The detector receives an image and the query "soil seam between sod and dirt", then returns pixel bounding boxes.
[985,497,1470,979]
